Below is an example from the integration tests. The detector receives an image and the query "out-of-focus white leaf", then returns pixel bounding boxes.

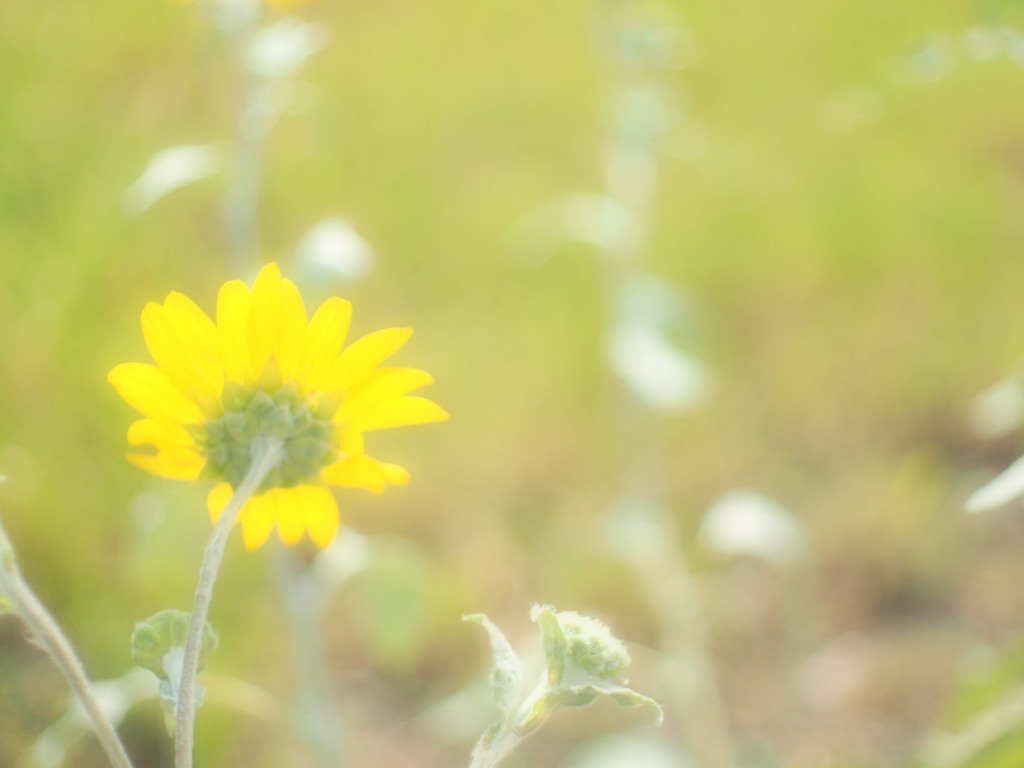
[603,493,674,561]
[566,731,683,768]
[295,218,375,282]
[607,323,711,412]
[247,17,329,80]
[1004,27,1024,68]
[820,89,882,136]
[211,0,260,34]
[968,375,1024,439]
[123,145,223,215]
[616,273,687,332]
[700,489,805,564]
[505,194,636,266]
[562,194,635,251]
[892,34,957,84]
[614,84,680,141]
[28,669,152,768]
[642,26,697,70]
[313,527,370,590]
[961,26,1003,62]
[966,456,1024,514]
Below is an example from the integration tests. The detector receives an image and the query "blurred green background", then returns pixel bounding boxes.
[4,0,1024,767]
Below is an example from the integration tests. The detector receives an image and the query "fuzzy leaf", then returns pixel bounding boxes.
[532,604,569,684]
[967,456,1024,514]
[123,145,223,214]
[464,613,524,714]
[590,680,664,725]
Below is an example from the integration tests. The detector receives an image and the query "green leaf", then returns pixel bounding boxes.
[531,604,568,684]
[562,680,664,724]
[464,613,524,714]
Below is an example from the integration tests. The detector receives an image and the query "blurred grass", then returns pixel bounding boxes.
[4,0,1024,766]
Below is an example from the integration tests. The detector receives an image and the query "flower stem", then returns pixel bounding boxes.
[0,545,135,768]
[174,438,284,768]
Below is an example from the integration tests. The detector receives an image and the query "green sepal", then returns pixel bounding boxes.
[261,404,294,438]
[202,381,340,489]
[224,411,257,442]
[274,384,302,409]
[287,437,332,461]
[257,365,284,393]
[247,390,276,418]
[221,381,252,413]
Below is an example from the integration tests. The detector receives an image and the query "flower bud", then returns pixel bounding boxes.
[532,605,631,685]
[132,609,218,684]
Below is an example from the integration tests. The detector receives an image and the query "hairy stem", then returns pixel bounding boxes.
[175,438,283,768]
[0,550,134,768]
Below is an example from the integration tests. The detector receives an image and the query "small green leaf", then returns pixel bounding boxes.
[590,680,664,725]
[464,613,525,714]
[532,604,568,684]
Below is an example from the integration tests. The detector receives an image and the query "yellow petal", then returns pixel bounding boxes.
[127,419,196,450]
[377,461,410,486]
[274,278,307,381]
[297,486,340,548]
[140,302,190,388]
[217,280,253,383]
[335,368,435,422]
[127,449,205,480]
[247,263,283,378]
[163,291,224,395]
[321,328,412,394]
[207,482,234,523]
[142,296,221,395]
[339,429,364,457]
[274,488,306,546]
[346,396,449,432]
[322,456,385,493]
[299,297,352,392]
[109,363,205,424]
[240,492,277,550]
[322,455,409,493]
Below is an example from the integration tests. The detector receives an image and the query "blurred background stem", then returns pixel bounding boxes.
[217,9,346,765]
[591,2,735,765]
[271,545,346,768]
[223,7,266,276]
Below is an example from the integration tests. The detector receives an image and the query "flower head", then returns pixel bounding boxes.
[110,263,447,549]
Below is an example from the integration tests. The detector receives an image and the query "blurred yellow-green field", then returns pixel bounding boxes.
[5,1,1024,767]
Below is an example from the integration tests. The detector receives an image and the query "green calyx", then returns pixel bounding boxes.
[197,382,340,492]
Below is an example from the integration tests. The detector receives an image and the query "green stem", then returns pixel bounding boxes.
[467,681,548,768]
[174,438,283,768]
[0,547,135,768]
[468,725,522,768]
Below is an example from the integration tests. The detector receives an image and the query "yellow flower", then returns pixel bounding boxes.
[109,263,447,550]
